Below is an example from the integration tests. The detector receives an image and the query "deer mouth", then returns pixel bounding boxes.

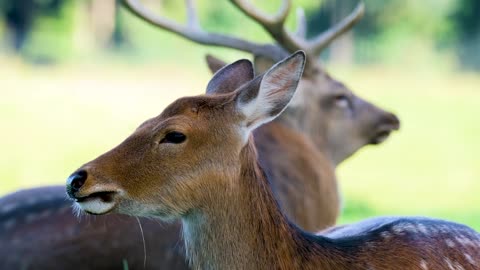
[370,124,399,145]
[74,191,117,215]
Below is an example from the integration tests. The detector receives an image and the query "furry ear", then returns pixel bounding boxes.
[205,58,254,95]
[205,54,227,74]
[253,55,276,75]
[236,51,306,134]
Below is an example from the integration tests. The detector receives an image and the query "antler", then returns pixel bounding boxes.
[123,0,364,64]
[122,0,286,61]
[230,0,365,59]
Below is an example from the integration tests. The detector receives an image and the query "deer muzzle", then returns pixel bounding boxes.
[66,169,119,215]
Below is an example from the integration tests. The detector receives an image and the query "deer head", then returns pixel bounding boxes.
[123,0,400,165]
[66,52,305,217]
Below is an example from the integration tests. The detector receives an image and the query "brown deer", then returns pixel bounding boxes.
[66,52,480,270]
[1,1,400,269]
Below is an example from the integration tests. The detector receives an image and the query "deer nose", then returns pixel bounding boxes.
[385,113,400,130]
[66,170,88,196]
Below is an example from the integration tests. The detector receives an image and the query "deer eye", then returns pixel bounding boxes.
[333,94,350,109]
[160,131,186,144]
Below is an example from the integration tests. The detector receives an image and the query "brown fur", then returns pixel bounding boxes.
[66,56,479,270]
[206,57,399,231]
[254,122,339,230]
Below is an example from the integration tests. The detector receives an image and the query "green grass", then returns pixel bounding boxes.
[0,57,478,230]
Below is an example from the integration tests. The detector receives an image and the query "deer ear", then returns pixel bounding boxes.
[253,55,276,75]
[206,59,254,95]
[236,51,306,134]
[205,54,227,74]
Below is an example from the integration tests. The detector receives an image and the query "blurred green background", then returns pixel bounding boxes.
[0,0,479,230]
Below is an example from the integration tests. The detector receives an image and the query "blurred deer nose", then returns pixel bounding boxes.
[67,170,88,195]
[384,112,400,130]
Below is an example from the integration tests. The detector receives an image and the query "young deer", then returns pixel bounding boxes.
[66,52,479,270]
[124,0,400,232]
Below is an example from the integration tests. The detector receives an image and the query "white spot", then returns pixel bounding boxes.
[455,235,474,247]
[445,258,466,270]
[393,225,405,235]
[452,262,465,270]
[417,224,429,234]
[445,239,456,247]
[440,225,450,234]
[464,253,476,266]
[445,258,455,270]
[429,226,440,234]
[380,231,392,239]
[420,260,428,270]
[403,223,419,234]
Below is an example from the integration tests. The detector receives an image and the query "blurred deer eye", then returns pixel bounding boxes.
[334,94,350,108]
[160,131,186,144]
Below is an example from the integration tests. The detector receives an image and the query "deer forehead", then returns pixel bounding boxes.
[139,95,238,131]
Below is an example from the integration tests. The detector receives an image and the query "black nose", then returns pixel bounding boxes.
[384,113,400,130]
[67,170,88,194]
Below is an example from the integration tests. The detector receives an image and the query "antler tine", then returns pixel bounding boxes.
[185,0,200,30]
[229,0,307,57]
[309,1,365,56]
[122,0,285,60]
[230,0,290,28]
[294,8,307,39]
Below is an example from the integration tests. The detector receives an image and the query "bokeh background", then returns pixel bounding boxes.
[0,0,479,230]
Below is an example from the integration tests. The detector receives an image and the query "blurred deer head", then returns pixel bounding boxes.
[123,0,400,165]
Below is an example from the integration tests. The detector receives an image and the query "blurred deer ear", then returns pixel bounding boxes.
[253,55,276,75]
[205,54,227,74]
[236,51,306,136]
[206,59,254,95]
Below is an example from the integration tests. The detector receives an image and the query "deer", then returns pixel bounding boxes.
[66,51,480,270]
[123,0,400,231]
[1,1,400,269]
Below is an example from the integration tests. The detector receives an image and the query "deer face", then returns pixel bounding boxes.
[66,95,243,219]
[66,52,305,219]
[279,62,400,165]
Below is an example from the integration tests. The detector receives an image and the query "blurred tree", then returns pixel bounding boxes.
[306,0,358,64]
[450,0,480,70]
[1,0,62,52]
[108,0,129,49]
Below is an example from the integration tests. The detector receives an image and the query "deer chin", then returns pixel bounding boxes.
[369,123,399,145]
[369,130,392,145]
[74,191,117,215]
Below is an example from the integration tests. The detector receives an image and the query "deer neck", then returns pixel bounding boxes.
[181,140,340,270]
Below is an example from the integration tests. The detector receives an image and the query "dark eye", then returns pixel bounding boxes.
[333,94,350,108]
[160,131,186,144]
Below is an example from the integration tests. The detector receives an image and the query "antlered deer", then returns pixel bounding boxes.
[124,0,400,231]
[1,1,399,269]
[66,52,480,270]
